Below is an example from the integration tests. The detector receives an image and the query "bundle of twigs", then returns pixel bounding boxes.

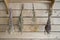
[31,4,38,32]
[45,9,52,34]
[18,4,24,32]
[44,0,55,34]
[32,4,35,23]
[8,8,14,33]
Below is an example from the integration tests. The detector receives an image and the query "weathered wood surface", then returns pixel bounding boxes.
[0,1,60,38]
[0,3,60,31]
[0,2,60,32]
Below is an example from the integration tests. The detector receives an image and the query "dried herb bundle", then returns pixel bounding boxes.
[32,4,35,23]
[31,4,38,32]
[8,9,14,33]
[18,4,24,32]
[44,0,55,34]
[45,9,52,34]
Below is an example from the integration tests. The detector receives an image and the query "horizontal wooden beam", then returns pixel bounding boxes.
[9,0,51,3]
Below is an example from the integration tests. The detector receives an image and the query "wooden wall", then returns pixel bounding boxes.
[0,2,60,32]
[0,1,60,38]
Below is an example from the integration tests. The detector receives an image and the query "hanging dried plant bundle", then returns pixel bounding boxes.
[44,0,55,34]
[30,4,38,32]
[45,9,52,34]
[18,4,24,32]
[32,4,35,23]
[8,9,14,33]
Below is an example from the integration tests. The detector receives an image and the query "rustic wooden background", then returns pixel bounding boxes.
[0,2,60,32]
[0,0,60,38]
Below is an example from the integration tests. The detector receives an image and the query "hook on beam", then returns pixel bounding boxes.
[4,0,9,14]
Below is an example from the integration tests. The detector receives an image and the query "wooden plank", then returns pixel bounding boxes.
[0,25,60,32]
[9,3,48,9]
[0,32,60,38]
[1,10,60,17]
[9,0,51,3]
[8,3,60,9]
[0,18,60,24]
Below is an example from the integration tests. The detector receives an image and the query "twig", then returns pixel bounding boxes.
[18,4,24,33]
[31,3,38,32]
[8,8,14,34]
[44,0,55,34]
